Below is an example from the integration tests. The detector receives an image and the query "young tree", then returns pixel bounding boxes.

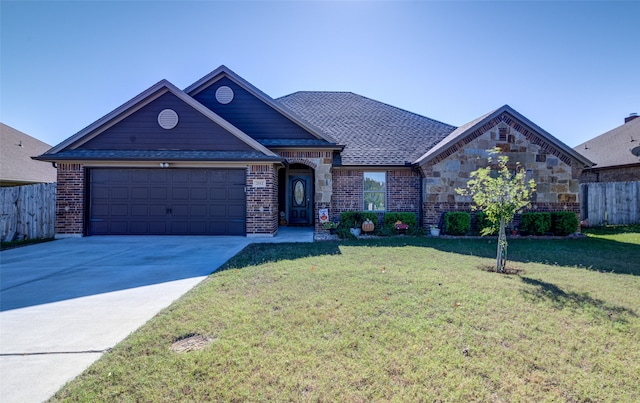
[456,148,536,272]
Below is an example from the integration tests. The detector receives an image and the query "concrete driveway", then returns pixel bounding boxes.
[0,235,258,403]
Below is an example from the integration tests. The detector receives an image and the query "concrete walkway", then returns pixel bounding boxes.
[0,228,312,403]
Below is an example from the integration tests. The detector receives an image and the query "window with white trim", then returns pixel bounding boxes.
[364,172,386,211]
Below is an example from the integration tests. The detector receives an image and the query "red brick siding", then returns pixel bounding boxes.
[388,170,421,212]
[580,165,640,183]
[331,168,421,225]
[246,165,278,235]
[55,163,85,235]
[331,169,364,218]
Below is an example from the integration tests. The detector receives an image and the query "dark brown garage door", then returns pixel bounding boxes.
[88,168,246,235]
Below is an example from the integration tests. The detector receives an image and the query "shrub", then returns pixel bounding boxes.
[551,212,579,236]
[383,212,419,235]
[475,211,497,235]
[337,211,380,238]
[339,212,359,229]
[444,212,471,236]
[340,211,378,229]
[520,212,551,235]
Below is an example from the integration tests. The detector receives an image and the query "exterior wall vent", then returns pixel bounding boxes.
[158,109,179,129]
[215,86,234,104]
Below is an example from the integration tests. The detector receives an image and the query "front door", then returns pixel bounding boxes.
[288,174,312,225]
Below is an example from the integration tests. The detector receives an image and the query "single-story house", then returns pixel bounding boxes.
[36,65,593,238]
[574,114,640,183]
[1,123,57,187]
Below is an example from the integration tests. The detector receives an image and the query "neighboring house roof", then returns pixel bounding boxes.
[39,79,279,162]
[0,123,57,186]
[573,116,640,169]
[277,91,457,166]
[415,105,595,168]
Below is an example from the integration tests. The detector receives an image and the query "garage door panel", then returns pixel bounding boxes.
[190,171,208,183]
[189,204,208,217]
[92,186,110,199]
[149,221,167,233]
[131,204,149,216]
[130,170,149,182]
[109,221,129,234]
[150,187,167,199]
[149,171,168,182]
[110,204,128,216]
[228,187,245,200]
[131,187,149,199]
[172,170,190,182]
[130,222,148,234]
[92,204,110,217]
[110,187,129,199]
[190,188,207,200]
[228,205,245,218]
[172,188,189,200]
[89,168,246,235]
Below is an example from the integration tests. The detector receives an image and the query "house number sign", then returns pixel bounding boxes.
[253,179,266,188]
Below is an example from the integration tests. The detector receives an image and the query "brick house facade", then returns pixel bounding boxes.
[37,66,593,238]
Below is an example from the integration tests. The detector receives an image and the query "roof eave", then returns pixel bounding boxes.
[42,79,279,160]
[415,105,595,168]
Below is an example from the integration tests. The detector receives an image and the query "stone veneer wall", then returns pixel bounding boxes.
[55,163,85,236]
[278,151,333,234]
[246,164,278,235]
[331,168,421,226]
[420,116,584,227]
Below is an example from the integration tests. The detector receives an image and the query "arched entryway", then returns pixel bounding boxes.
[278,163,315,226]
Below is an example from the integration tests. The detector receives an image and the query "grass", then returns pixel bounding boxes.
[51,228,640,402]
[0,237,54,251]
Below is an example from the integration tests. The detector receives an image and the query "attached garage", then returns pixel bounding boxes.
[88,168,246,235]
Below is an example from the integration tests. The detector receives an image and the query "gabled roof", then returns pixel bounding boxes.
[277,91,457,166]
[1,123,57,185]
[185,65,337,145]
[41,79,278,160]
[415,104,594,167]
[573,116,640,169]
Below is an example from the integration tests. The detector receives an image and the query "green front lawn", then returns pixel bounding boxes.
[52,229,640,402]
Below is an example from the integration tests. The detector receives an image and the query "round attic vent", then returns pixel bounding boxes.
[215,86,234,104]
[158,109,179,129]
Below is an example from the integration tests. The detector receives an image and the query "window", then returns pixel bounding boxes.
[364,172,386,211]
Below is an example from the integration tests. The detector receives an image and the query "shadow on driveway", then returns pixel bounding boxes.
[0,236,250,311]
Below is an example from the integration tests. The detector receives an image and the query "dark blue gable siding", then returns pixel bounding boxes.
[192,76,316,141]
[80,92,255,151]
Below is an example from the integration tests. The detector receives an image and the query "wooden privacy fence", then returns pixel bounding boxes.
[580,181,640,226]
[1,183,56,242]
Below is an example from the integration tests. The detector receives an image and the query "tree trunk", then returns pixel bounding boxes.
[496,216,508,272]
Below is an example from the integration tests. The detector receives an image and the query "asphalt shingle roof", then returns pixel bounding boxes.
[1,123,57,185]
[574,117,640,169]
[277,92,456,166]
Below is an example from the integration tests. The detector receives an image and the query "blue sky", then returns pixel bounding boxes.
[1,1,638,148]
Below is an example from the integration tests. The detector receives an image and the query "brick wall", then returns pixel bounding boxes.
[580,165,640,183]
[331,169,363,219]
[331,168,420,226]
[55,163,85,236]
[246,164,278,235]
